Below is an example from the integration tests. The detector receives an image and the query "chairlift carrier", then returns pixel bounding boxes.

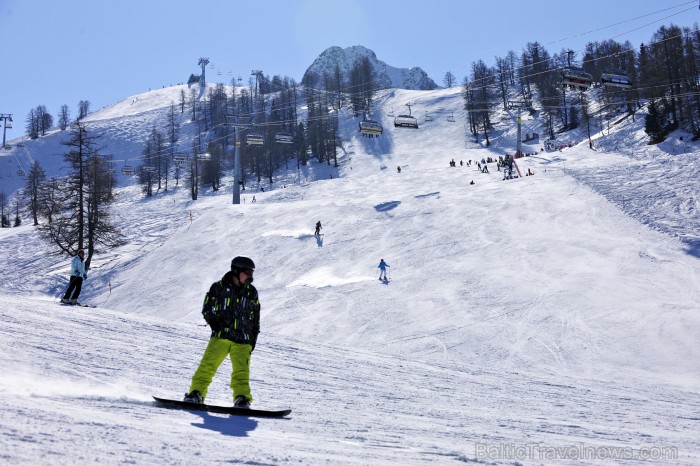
[275,131,294,144]
[601,70,632,89]
[246,133,265,146]
[394,114,419,128]
[562,68,593,91]
[359,120,383,136]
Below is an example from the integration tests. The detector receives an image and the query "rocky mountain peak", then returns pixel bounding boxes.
[303,45,438,91]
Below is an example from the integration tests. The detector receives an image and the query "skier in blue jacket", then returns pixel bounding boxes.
[378,259,390,280]
[61,249,87,305]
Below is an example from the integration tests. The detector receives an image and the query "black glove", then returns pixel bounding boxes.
[205,317,221,333]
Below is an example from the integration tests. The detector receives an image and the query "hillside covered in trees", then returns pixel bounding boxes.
[1,22,698,254]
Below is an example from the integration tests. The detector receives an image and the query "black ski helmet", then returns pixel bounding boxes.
[231,256,255,272]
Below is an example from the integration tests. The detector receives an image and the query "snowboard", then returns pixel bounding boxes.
[60,302,96,308]
[152,396,291,418]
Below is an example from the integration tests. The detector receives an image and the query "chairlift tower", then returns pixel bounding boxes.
[251,70,264,122]
[198,58,209,86]
[251,70,263,100]
[508,100,530,158]
[566,50,574,68]
[0,113,12,149]
[225,114,244,204]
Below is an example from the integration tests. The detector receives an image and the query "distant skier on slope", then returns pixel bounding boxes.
[315,221,322,236]
[61,249,87,305]
[183,256,261,409]
[377,259,390,281]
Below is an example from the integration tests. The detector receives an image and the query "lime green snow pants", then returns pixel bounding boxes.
[188,336,253,403]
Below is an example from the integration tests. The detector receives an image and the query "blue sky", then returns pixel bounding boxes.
[0,0,697,138]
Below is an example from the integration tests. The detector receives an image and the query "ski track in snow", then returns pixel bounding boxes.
[0,85,699,464]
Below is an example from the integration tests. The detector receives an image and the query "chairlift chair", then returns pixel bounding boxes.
[275,131,294,144]
[447,111,456,122]
[601,70,633,89]
[561,68,593,91]
[17,169,25,176]
[425,112,433,122]
[141,165,156,173]
[359,120,383,137]
[246,133,265,146]
[121,165,135,175]
[394,114,419,128]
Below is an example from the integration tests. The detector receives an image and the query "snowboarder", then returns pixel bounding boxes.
[377,259,390,280]
[61,249,87,305]
[315,221,322,236]
[183,256,261,409]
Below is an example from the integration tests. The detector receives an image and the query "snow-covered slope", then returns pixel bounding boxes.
[0,84,698,465]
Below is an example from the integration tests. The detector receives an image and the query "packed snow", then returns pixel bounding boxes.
[0,84,698,465]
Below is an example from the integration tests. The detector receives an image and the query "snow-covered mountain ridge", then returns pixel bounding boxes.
[303,45,438,90]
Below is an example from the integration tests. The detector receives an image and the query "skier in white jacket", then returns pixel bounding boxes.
[61,249,87,305]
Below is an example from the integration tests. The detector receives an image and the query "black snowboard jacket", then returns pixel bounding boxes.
[202,271,260,349]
